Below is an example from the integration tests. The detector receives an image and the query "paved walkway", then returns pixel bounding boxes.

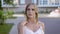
[6,16,25,34]
[13,14,24,17]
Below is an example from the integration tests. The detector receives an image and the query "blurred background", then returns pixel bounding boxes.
[0,0,60,34]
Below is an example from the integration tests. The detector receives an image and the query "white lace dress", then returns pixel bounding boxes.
[24,26,44,34]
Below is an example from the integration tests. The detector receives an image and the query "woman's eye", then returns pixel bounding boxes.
[32,9,35,11]
[27,9,30,11]
[27,8,35,11]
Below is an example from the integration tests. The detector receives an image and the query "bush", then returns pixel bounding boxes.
[0,10,7,25]
[0,10,14,25]
[7,10,14,18]
[0,0,3,10]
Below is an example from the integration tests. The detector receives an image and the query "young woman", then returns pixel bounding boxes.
[18,3,45,34]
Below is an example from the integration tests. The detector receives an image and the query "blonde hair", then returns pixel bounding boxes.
[24,3,38,23]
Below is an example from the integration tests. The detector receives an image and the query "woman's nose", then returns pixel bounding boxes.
[30,9,33,13]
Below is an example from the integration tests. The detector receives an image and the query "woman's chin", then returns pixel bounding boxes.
[28,16,33,18]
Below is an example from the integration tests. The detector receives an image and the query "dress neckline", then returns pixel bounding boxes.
[24,26,42,33]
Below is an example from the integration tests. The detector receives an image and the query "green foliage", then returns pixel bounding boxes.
[0,0,14,10]
[0,10,14,25]
[7,10,14,18]
[45,8,49,13]
[4,0,13,5]
[0,0,3,10]
[0,24,13,34]
[0,10,7,25]
[4,0,16,7]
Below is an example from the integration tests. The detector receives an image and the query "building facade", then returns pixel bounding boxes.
[1,0,60,13]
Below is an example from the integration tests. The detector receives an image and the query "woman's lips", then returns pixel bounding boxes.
[28,14,32,16]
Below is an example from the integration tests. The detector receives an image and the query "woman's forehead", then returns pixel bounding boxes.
[28,5,35,8]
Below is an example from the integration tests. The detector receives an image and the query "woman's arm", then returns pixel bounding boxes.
[41,23,45,32]
[18,22,24,34]
[39,21,45,32]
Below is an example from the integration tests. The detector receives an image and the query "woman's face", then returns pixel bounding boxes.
[27,5,36,18]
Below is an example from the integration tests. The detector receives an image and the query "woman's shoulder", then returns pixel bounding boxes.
[18,21,27,26]
[38,21,44,26]
[38,21,45,31]
[38,21,44,24]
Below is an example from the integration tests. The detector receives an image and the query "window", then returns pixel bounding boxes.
[20,0,25,4]
[40,0,43,5]
[55,3,59,5]
[43,1,48,5]
[51,3,55,5]
[3,0,8,5]
[38,0,48,5]
[13,0,18,5]
[32,0,37,4]
[55,0,59,5]
[38,0,43,5]
[49,0,55,5]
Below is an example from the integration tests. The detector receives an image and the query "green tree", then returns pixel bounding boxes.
[0,0,15,25]
[0,0,3,10]
[0,0,15,10]
[4,0,14,5]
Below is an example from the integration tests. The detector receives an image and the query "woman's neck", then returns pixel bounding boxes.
[27,18,37,24]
